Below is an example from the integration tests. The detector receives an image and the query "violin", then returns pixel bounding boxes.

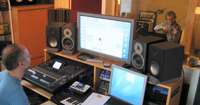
[169,21,179,31]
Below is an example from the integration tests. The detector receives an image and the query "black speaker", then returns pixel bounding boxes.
[10,0,26,6]
[132,36,165,74]
[148,41,184,82]
[61,22,77,55]
[26,0,36,5]
[46,22,66,53]
[10,0,36,6]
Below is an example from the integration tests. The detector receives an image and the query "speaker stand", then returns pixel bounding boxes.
[61,50,76,55]
[148,73,182,85]
[147,73,160,85]
[122,64,132,69]
[77,52,94,61]
[47,47,59,53]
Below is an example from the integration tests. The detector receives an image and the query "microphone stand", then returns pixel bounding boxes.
[136,9,161,37]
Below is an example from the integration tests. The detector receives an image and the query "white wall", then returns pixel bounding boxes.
[183,67,199,105]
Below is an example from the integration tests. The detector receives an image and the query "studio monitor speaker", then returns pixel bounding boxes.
[132,35,165,74]
[61,22,77,55]
[148,41,184,82]
[46,22,66,53]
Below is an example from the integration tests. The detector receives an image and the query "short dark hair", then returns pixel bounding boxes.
[165,11,177,19]
[1,44,25,71]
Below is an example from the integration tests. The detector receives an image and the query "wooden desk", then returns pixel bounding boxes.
[19,49,184,105]
[21,80,53,100]
[44,49,183,105]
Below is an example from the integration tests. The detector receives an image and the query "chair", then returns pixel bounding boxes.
[178,30,182,44]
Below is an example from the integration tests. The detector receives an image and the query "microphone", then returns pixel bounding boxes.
[158,8,166,14]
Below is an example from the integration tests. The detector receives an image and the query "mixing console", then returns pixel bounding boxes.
[23,56,92,94]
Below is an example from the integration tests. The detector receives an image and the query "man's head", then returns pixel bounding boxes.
[165,11,177,25]
[1,44,31,71]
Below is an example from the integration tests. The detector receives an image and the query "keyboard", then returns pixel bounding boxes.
[60,97,83,105]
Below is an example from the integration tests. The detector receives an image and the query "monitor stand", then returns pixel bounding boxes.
[122,64,132,69]
[77,52,94,61]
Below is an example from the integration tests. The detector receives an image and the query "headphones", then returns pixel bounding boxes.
[165,11,177,20]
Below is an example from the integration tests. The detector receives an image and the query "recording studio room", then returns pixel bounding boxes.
[0,0,199,105]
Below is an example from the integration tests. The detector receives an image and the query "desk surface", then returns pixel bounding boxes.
[21,80,53,99]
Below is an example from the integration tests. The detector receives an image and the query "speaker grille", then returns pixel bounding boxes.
[132,53,144,69]
[62,37,74,50]
[48,37,58,48]
[150,61,159,76]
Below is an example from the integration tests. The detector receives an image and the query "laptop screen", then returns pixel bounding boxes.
[108,64,147,105]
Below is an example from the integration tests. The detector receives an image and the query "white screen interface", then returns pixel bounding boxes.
[110,66,146,105]
[80,16,132,60]
[52,61,62,70]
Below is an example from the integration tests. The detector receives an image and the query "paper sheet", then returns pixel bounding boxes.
[82,93,110,105]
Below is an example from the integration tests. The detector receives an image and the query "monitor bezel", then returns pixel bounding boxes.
[108,64,147,105]
[77,12,134,65]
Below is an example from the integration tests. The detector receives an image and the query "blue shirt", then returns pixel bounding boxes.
[0,70,30,105]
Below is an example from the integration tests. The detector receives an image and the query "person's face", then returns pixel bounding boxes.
[22,48,31,70]
[166,15,175,25]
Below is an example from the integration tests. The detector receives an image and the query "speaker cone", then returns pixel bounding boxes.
[150,61,159,76]
[62,37,74,50]
[132,53,144,69]
[48,37,58,48]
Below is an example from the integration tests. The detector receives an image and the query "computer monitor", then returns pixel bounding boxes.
[109,64,147,105]
[77,12,134,64]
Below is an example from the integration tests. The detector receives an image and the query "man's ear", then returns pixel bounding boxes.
[19,61,24,67]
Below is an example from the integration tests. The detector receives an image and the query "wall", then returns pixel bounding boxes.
[192,2,200,51]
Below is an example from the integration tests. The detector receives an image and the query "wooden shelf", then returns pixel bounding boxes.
[0,32,11,36]
[0,8,8,11]
[44,49,125,71]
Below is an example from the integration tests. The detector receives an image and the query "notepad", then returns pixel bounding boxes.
[82,93,110,105]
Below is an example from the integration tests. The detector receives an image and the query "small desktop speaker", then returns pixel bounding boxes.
[148,41,184,82]
[61,22,77,55]
[10,0,26,6]
[10,0,36,6]
[131,35,165,74]
[46,22,66,53]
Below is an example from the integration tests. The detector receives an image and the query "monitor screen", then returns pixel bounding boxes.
[52,61,63,70]
[77,12,134,64]
[109,64,147,105]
